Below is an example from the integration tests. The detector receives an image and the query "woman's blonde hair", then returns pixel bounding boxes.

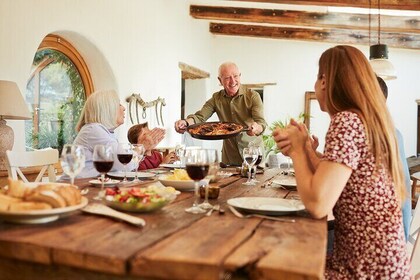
[76,90,120,132]
[318,45,405,201]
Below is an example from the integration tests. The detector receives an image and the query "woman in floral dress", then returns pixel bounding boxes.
[272,45,411,279]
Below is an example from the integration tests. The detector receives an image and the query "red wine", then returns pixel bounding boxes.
[245,156,257,165]
[186,164,209,181]
[94,161,114,173]
[255,155,263,165]
[117,154,133,164]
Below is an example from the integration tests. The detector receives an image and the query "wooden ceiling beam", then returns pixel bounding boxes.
[210,22,420,49]
[229,0,420,11]
[191,5,420,33]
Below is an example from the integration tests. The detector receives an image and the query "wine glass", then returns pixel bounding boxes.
[131,144,145,182]
[242,147,258,186]
[185,149,209,214]
[93,144,114,200]
[251,146,263,183]
[199,149,218,210]
[60,144,85,185]
[117,143,133,183]
[174,143,186,165]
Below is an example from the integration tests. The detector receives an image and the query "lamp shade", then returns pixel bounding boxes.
[369,44,397,81]
[0,80,31,120]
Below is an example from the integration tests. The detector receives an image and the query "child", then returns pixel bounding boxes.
[127,123,176,170]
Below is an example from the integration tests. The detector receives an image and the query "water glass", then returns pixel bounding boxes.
[60,144,85,185]
[242,147,258,186]
[131,144,145,182]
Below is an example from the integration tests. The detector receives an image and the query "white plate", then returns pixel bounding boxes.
[227,197,305,216]
[159,163,186,169]
[89,179,121,186]
[272,176,297,188]
[107,171,155,179]
[158,176,195,191]
[0,197,88,224]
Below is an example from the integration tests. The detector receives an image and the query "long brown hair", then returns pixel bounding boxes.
[318,45,405,201]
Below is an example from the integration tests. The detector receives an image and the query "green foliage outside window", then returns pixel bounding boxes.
[25,49,85,152]
[262,113,307,159]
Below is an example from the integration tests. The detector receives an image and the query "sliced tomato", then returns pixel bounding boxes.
[128,188,149,198]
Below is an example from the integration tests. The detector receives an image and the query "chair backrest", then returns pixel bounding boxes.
[409,195,420,277]
[6,149,59,183]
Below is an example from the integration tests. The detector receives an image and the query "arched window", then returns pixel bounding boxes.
[25,34,93,151]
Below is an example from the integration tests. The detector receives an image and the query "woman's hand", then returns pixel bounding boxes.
[272,119,308,157]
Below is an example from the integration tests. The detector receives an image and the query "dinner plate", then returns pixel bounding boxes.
[227,197,304,216]
[159,163,186,169]
[107,171,155,179]
[272,176,297,188]
[0,197,88,224]
[89,179,121,186]
[157,175,195,191]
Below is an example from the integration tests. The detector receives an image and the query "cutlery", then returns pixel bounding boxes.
[80,188,90,195]
[206,204,220,216]
[82,203,146,227]
[228,205,295,223]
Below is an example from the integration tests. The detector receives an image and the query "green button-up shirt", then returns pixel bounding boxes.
[187,85,267,165]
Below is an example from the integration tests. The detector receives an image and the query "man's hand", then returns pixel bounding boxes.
[246,122,263,136]
[174,119,190,134]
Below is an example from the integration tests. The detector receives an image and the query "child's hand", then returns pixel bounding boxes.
[162,151,177,164]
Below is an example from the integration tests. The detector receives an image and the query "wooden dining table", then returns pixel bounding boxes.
[0,168,326,280]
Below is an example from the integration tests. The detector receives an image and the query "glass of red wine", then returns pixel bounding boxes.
[242,147,258,186]
[185,148,209,214]
[93,144,114,200]
[117,143,133,184]
[251,146,263,183]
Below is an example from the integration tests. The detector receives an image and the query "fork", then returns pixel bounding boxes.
[82,203,146,227]
[228,205,295,223]
[206,204,220,216]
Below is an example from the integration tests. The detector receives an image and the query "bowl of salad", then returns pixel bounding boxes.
[103,185,180,212]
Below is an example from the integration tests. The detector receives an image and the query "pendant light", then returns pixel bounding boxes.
[369,0,397,80]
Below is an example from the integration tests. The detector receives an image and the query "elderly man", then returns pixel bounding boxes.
[174,62,267,165]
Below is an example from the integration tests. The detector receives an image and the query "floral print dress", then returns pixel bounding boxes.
[324,111,411,279]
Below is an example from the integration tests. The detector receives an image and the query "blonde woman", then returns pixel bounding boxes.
[73,90,135,177]
[273,45,411,278]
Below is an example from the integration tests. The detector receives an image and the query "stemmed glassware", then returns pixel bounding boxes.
[242,147,258,186]
[174,143,186,165]
[131,144,145,182]
[185,149,209,214]
[199,149,218,210]
[60,144,85,185]
[117,143,133,183]
[251,146,263,183]
[93,144,114,200]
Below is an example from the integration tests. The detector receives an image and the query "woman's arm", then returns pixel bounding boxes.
[274,123,351,218]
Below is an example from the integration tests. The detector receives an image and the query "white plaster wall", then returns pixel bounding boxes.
[211,36,420,157]
[0,0,419,157]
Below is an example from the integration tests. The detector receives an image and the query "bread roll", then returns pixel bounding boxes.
[56,186,81,206]
[26,190,66,208]
[9,202,52,211]
[0,193,22,211]
[6,178,30,198]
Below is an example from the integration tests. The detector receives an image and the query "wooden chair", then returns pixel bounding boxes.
[6,149,59,183]
[409,195,420,278]
[411,172,420,209]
